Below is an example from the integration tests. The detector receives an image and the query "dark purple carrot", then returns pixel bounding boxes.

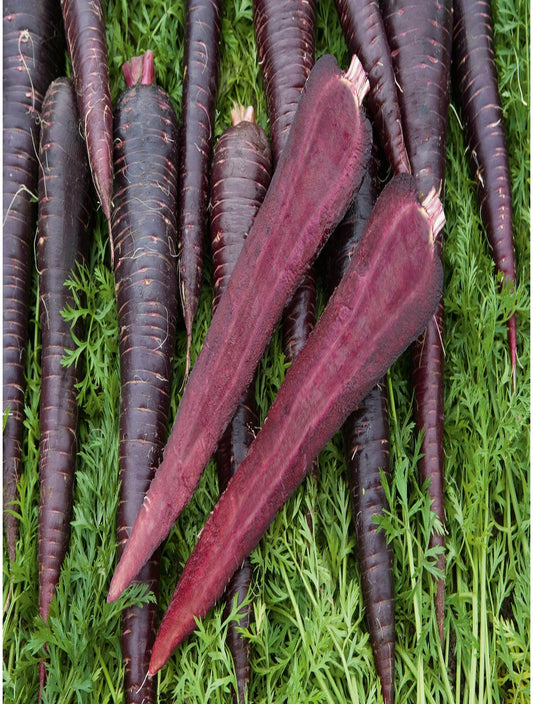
[333,0,410,175]
[36,75,92,691]
[148,175,445,674]
[107,53,372,602]
[452,0,517,387]
[60,0,113,227]
[326,147,395,704]
[382,0,453,641]
[111,50,179,704]
[178,0,223,373]
[210,104,272,703]
[3,0,65,562]
[253,0,318,366]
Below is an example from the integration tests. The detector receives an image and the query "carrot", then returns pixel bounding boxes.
[148,175,445,674]
[253,0,318,366]
[178,0,223,373]
[210,104,272,703]
[382,0,453,641]
[111,50,179,704]
[452,0,517,387]
[107,53,372,602]
[333,0,410,174]
[36,75,92,692]
[326,146,395,704]
[60,0,113,227]
[3,0,65,562]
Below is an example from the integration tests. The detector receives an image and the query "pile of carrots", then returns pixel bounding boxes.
[3,1,517,703]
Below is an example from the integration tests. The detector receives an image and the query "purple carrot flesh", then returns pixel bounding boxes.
[111,50,179,704]
[3,0,65,561]
[382,0,453,641]
[253,0,318,364]
[108,53,372,602]
[178,0,223,371]
[452,0,517,387]
[36,76,92,690]
[333,0,410,174]
[60,0,113,226]
[210,104,273,703]
[149,174,445,674]
[326,147,395,704]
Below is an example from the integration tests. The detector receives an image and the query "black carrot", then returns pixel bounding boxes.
[3,0,65,562]
[178,0,223,373]
[382,0,453,641]
[36,75,92,692]
[452,0,517,387]
[111,50,179,704]
[210,104,273,703]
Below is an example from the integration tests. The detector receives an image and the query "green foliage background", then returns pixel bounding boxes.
[3,0,530,702]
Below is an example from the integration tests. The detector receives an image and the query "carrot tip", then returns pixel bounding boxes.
[345,53,369,103]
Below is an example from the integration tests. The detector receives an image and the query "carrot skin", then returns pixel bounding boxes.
[108,53,372,602]
[3,0,65,561]
[452,0,517,384]
[178,0,223,357]
[60,0,113,224]
[326,146,395,704]
[149,174,444,672]
[210,109,272,703]
[253,0,318,363]
[382,0,453,641]
[112,52,179,704]
[333,0,410,174]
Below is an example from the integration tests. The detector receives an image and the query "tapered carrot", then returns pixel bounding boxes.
[178,0,223,373]
[452,0,517,387]
[36,76,92,692]
[382,0,453,640]
[210,104,272,703]
[3,0,65,562]
[111,50,179,704]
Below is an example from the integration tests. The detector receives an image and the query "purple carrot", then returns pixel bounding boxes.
[111,50,179,704]
[333,0,410,174]
[60,0,113,227]
[326,147,395,704]
[3,0,65,562]
[382,0,453,641]
[107,53,372,603]
[148,175,445,674]
[178,0,223,373]
[452,0,517,387]
[210,104,273,703]
[36,75,92,691]
[253,0,317,365]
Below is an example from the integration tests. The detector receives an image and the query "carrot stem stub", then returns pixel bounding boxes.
[148,174,444,674]
[108,52,372,604]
